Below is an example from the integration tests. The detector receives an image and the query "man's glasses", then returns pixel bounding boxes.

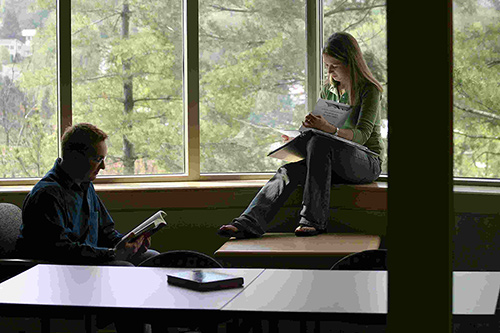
[89,155,106,164]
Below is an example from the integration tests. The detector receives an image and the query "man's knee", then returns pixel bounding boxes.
[130,249,160,266]
[102,260,135,267]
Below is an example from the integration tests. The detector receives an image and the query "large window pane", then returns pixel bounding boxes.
[323,0,387,175]
[71,0,184,176]
[453,0,500,179]
[0,0,58,179]
[199,0,307,173]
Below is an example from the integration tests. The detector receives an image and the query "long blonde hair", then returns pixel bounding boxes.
[323,32,383,105]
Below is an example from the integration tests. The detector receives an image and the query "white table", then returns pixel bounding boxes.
[0,264,263,310]
[222,269,386,314]
[222,270,500,316]
[0,265,499,332]
[0,264,265,332]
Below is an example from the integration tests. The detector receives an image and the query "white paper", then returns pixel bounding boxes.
[298,98,351,131]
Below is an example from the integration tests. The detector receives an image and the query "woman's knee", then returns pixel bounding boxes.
[306,135,335,154]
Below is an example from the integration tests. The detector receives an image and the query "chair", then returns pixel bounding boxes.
[138,249,223,268]
[0,202,49,282]
[0,203,56,331]
[330,249,387,271]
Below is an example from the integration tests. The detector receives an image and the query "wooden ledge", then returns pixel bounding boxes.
[214,233,381,257]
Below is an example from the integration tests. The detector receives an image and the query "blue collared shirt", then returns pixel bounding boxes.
[17,158,123,263]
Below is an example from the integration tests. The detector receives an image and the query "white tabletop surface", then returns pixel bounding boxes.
[0,265,499,316]
[222,269,387,314]
[222,270,500,315]
[0,265,264,310]
[454,271,500,315]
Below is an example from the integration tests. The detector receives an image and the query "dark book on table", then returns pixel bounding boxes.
[167,270,244,291]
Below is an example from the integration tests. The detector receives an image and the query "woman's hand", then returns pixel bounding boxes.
[302,113,334,133]
[281,134,292,143]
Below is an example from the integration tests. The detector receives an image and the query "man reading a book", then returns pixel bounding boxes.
[17,123,159,266]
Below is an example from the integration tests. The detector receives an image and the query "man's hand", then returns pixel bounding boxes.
[115,234,148,261]
[137,236,151,255]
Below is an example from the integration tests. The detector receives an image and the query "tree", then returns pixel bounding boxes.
[0,9,23,41]
[0,0,389,177]
[453,0,500,178]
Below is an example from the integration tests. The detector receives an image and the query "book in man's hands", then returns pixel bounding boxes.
[167,270,244,291]
[268,98,378,162]
[114,210,167,250]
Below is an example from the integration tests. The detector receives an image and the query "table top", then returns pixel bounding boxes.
[222,269,387,314]
[454,271,500,315]
[0,264,264,310]
[214,233,381,256]
[222,270,500,315]
[0,265,498,316]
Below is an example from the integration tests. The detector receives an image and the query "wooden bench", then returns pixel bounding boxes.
[214,233,381,269]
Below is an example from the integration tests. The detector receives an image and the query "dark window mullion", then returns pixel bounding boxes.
[57,0,72,155]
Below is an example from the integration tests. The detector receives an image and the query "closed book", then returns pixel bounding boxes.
[167,270,244,291]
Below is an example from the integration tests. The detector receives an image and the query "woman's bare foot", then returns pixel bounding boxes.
[294,225,326,237]
[217,224,259,239]
[217,224,240,238]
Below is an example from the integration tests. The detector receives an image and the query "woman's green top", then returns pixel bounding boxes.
[320,82,384,161]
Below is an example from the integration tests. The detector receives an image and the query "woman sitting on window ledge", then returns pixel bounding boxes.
[218,32,384,238]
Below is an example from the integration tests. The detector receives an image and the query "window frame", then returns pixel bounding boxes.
[1,0,497,189]
[61,0,322,185]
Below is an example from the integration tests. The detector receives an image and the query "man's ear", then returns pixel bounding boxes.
[62,151,84,166]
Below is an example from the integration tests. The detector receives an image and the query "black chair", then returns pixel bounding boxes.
[0,202,50,282]
[330,249,387,271]
[139,250,224,332]
[0,203,107,333]
[0,203,55,331]
[138,249,223,268]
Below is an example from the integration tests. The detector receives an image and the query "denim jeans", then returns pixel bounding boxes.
[232,135,382,235]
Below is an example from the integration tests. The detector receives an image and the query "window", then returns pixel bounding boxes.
[322,0,387,174]
[199,1,307,173]
[0,1,58,179]
[71,1,184,176]
[6,0,498,183]
[453,0,500,180]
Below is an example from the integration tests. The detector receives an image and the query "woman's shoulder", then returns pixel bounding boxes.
[358,81,382,99]
[360,81,380,93]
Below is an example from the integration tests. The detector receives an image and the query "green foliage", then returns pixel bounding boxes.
[453,0,500,178]
[4,0,497,180]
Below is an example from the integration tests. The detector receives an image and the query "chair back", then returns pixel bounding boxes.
[0,203,23,259]
[138,250,223,268]
[331,249,387,270]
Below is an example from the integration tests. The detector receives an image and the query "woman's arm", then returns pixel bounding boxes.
[349,84,381,145]
[302,114,354,140]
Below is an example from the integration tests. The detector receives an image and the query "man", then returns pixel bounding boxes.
[17,123,158,266]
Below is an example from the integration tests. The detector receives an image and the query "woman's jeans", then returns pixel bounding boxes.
[232,135,382,235]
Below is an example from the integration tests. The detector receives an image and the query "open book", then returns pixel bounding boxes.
[114,210,167,250]
[268,98,378,162]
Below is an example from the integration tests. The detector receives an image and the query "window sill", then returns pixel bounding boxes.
[0,179,498,213]
[3,179,500,195]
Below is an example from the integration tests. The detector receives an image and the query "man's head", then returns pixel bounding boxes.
[61,123,108,182]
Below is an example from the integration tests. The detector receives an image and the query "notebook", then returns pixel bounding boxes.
[167,270,244,291]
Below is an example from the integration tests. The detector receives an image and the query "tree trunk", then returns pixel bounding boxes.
[122,1,136,174]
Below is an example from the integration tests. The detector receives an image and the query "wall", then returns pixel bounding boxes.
[1,182,499,270]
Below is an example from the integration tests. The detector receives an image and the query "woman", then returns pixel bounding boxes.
[218,32,384,238]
